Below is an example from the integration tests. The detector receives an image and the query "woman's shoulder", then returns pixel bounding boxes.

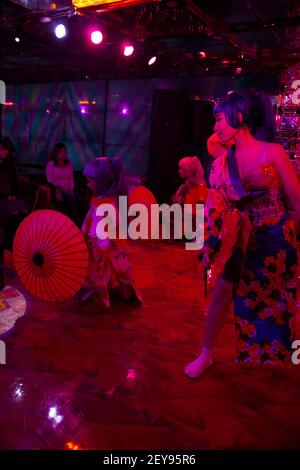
[261,142,287,165]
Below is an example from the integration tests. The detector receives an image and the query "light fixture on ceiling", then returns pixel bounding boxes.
[54,24,67,39]
[124,45,134,56]
[90,30,103,44]
[148,56,157,65]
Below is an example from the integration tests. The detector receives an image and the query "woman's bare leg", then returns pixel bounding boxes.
[184,278,233,378]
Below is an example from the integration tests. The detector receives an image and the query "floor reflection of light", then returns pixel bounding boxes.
[126,369,137,380]
[48,406,64,426]
[66,441,81,450]
[48,406,57,419]
[105,387,116,398]
[12,382,24,401]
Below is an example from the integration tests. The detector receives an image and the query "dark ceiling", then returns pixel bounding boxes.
[0,0,300,84]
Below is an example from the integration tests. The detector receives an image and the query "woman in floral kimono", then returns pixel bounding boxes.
[185,90,300,377]
[81,157,142,307]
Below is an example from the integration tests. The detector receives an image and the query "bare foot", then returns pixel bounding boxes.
[184,355,213,378]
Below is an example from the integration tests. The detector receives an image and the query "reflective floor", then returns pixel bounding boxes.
[0,241,300,450]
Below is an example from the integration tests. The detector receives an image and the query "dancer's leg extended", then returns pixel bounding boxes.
[185,278,233,378]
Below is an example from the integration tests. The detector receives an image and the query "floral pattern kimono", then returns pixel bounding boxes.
[203,145,297,364]
[82,196,142,307]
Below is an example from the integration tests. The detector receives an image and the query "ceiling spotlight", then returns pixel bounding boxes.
[15,37,20,43]
[124,45,134,57]
[90,30,103,45]
[67,8,83,18]
[54,24,66,39]
[148,56,157,65]
[121,106,129,115]
[198,51,206,58]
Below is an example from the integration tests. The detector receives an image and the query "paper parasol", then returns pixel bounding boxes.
[13,210,89,301]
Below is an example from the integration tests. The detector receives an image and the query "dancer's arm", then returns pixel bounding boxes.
[271,144,300,217]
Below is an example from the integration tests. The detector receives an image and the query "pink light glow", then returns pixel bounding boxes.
[91,30,103,45]
[126,369,137,380]
[124,45,134,56]
[121,107,129,115]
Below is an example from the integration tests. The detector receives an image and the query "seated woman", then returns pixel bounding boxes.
[46,143,75,214]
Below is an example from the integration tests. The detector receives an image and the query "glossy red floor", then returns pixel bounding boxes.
[0,241,300,450]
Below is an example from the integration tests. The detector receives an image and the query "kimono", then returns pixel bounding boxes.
[203,145,297,364]
[82,196,142,307]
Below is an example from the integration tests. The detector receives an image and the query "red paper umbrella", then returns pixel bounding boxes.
[13,210,89,301]
[128,186,157,239]
[128,186,157,210]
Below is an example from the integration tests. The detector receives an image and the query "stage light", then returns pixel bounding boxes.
[55,24,66,39]
[121,106,129,115]
[90,30,103,45]
[148,56,156,65]
[15,37,20,43]
[124,45,134,56]
[198,51,206,58]
[73,0,138,7]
